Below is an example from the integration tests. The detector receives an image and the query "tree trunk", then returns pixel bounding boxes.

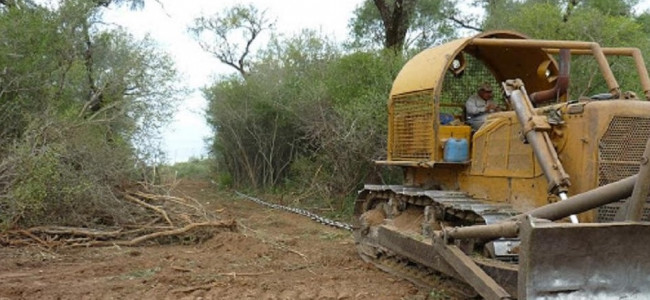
[373,0,417,52]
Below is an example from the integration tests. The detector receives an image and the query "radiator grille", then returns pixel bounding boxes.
[597,116,650,222]
[390,90,435,161]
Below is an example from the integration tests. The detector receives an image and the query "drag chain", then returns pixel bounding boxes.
[235,191,353,231]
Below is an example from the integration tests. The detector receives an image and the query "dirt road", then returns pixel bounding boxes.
[0,181,464,299]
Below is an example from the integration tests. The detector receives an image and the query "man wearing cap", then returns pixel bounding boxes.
[465,83,499,131]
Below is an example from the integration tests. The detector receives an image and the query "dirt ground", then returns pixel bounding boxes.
[0,181,463,300]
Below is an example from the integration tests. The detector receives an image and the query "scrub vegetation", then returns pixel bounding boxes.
[0,0,183,230]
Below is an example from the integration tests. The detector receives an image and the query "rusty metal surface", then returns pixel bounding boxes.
[625,138,650,221]
[545,47,650,100]
[598,116,650,222]
[474,258,518,296]
[598,116,650,186]
[529,48,570,104]
[375,224,518,298]
[504,79,571,194]
[531,174,636,221]
[518,217,650,299]
[442,173,640,241]
[445,220,519,240]
[357,186,520,296]
[389,90,436,161]
[470,38,621,96]
[389,31,558,98]
[362,184,518,223]
[431,237,512,300]
[376,225,460,279]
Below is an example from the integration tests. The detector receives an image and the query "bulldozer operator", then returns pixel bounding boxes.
[465,82,500,130]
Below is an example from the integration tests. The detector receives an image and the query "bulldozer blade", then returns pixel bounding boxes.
[519,216,650,299]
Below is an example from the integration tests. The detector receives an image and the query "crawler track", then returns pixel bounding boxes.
[354,185,521,296]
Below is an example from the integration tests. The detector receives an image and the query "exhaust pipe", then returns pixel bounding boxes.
[529,48,570,104]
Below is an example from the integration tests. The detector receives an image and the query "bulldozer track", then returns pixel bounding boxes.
[357,244,479,298]
[354,185,524,295]
[359,184,519,226]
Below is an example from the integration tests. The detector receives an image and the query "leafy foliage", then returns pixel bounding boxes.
[482,0,650,97]
[189,4,274,76]
[347,0,457,52]
[6,0,649,227]
[0,0,183,229]
[165,157,215,181]
[204,30,405,204]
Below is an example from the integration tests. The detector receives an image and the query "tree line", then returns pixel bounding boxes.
[193,0,650,211]
[1,0,649,228]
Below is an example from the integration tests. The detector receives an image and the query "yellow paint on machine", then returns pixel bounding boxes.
[377,30,650,222]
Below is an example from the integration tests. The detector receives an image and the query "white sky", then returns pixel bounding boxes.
[103,0,364,163]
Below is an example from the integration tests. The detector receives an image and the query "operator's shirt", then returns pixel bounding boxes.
[465,94,492,131]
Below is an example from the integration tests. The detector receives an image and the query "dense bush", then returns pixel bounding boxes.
[0,1,182,229]
[205,31,405,204]
[163,157,215,182]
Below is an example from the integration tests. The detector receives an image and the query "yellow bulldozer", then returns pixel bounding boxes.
[354,31,650,299]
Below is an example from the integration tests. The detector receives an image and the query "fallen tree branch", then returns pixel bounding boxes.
[70,220,237,247]
[125,220,235,245]
[129,191,199,211]
[123,193,175,227]
[23,226,123,238]
[1,188,228,249]
[18,230,52,249]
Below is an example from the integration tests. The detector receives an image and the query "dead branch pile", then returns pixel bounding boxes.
[0,190,237,249]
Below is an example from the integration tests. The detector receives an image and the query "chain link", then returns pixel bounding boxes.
[235,191,353,231]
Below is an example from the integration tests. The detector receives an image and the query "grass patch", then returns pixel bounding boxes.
[161,157,214,181]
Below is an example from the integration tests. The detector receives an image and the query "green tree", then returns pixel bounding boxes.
[94,0,145,9]
[0,0,183,228]
[189,4,275,77]
[204,31,332,190]
[482,0,650,98]
[348,0,457,52]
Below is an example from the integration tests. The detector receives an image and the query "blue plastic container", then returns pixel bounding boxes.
[444,138,469,162]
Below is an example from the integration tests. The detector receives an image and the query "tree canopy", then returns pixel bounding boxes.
[482,0,650,97]
[189,4,274,77]
[348,0,457,52]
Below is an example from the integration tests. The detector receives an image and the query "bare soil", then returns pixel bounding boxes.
[0,181,463,300]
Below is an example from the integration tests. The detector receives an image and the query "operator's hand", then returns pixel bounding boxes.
[486,101,498,112]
